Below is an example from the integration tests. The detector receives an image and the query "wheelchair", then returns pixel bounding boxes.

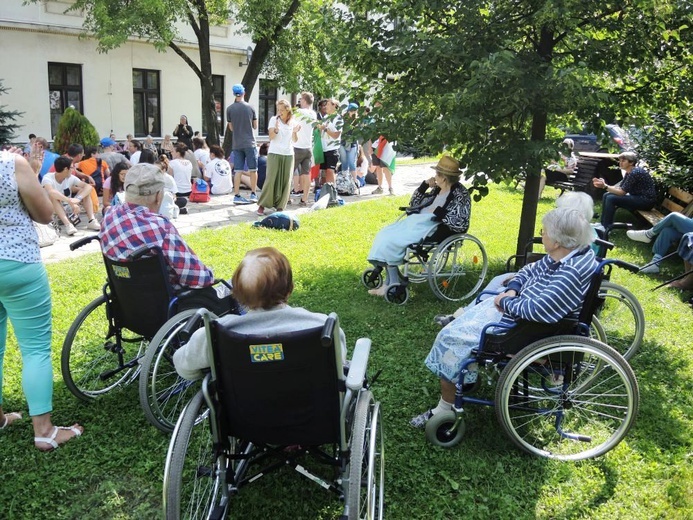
[63,235,241,433]
[503,235,644,360]
[362,224,488,305]
[425,258,641,460]
[163,312,384,520]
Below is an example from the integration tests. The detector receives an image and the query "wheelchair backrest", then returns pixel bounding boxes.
[209,321,343,446]
[103,249,175,338]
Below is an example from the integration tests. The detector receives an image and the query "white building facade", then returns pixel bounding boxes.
[0,0,279,143]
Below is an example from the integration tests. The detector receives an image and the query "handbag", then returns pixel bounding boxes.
[34,221,58,247]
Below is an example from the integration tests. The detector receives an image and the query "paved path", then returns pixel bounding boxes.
[41,163,434,263]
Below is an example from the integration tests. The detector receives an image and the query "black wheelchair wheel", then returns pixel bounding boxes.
[61,295,144,401]
[424,410,466,448]
[163,390,226,520]
[595,281,644,361]
[139,309,200,433]
[495,336,639,460]
[347,390,385,520]
[384,284,409,305]
[361,268,383,289]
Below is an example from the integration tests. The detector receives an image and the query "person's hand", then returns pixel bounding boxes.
[426,176,436,188]
[294,124,301,133]
[6,146,24,157]
[494,290,517,312]
[68,198,80,213]
[592,177,606,188]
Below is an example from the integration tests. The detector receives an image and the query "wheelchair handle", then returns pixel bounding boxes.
[321,315,336,347]
[594,238,615,252]
[181,309,206,339]
[129,244,162,261]
[599,258,641,274]
[69,234,100,251]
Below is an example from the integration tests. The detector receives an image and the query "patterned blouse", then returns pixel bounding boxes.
[621,167,656,202]
[408,181,471,233]
[0,151,41,263]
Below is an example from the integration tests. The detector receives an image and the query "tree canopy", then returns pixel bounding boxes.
[328,0,692,252]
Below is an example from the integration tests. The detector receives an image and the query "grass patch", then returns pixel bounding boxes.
[1,185,691,519]
[397,155,441,166]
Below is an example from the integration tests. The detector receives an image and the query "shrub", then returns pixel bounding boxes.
[0,79,21,146]
[53,106,99,154]
[637,103,693,192]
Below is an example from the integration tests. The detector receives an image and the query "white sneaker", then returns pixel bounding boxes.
[627,230,652,244]
[87,219,101,231]
[64,224,77,236]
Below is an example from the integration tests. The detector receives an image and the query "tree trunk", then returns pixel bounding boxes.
[515,26,554,261]
[241,0,302,99]
[196,12,219,146]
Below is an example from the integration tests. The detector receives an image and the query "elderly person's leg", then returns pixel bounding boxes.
[413,298,503,427]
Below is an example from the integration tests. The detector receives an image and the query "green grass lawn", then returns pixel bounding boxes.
[1,184,692,519]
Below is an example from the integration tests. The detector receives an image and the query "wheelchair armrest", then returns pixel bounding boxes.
[69,234,100,251]
[346,338,371,391]
[599,258,641,274]
[475,289,502,304]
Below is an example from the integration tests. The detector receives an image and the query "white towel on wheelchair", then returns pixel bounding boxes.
[368,213,439,265]
[425,298,503,382]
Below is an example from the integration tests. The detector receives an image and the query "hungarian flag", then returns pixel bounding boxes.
[375,136,396,173]
[310,128,324,180]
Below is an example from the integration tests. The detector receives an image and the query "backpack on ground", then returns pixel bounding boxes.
[318,182,341,207]
[335,171,358,196]
[189,178,211,203]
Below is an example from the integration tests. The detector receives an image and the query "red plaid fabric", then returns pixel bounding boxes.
[99,203,215,289]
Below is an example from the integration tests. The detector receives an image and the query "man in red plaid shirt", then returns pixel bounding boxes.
[98,164,242,316]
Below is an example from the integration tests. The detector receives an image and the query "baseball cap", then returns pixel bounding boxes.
[232,84,245,96]
[100,137,116,147]
[124,164,165,196]
[347,102,359,111]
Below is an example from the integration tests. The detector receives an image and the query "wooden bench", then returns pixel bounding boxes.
[636,187,693,226]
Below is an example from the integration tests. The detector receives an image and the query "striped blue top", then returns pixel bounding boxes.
[498,247,597,325]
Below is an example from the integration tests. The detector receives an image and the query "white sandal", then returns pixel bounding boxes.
[0,412,22,430]
[35,425,82,451]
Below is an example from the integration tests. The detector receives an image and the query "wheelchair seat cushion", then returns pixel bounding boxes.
[177,285,242,316]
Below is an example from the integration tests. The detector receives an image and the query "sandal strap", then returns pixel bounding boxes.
[0,412,22,430]
[34,425,82,450]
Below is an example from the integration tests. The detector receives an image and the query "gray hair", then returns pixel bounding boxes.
[562,138,574,150]
[556,191,594,222]
[619,151,638,165]
[542,207,593,250]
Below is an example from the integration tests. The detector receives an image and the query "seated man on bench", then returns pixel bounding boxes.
[592,151,656,230]
[173,247,346,380]
[99,163,234,314]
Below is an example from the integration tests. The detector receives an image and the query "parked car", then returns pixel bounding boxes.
[565,124,632,153]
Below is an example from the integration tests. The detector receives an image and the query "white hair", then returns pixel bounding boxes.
[542,207,593,250]
[556,191,594,222]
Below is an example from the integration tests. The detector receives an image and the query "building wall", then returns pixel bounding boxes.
[0,0,266,143]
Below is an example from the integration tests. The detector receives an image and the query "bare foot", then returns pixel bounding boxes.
[0,412,22,430]
[35,424,84,451]
[368,285,389,297]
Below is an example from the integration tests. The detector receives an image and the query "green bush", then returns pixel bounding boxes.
[638,103,693,192]
[0,79,21,146]
[53,106,99,154]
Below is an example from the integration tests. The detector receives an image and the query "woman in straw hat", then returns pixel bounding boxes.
[366,155,472,297]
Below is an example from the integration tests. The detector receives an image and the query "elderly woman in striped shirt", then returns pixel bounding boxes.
[411,207,598,428]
